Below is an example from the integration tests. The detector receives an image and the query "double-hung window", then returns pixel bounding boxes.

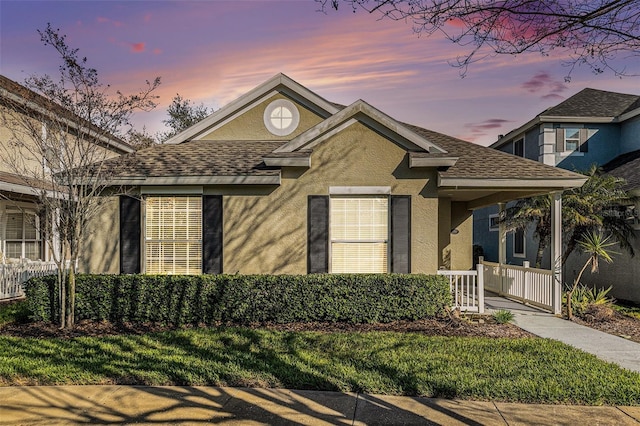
[556,127,588,153]
[513,228,525,258]
[145,196,202,274]
[330,196,389,273]
[5,210,41,260]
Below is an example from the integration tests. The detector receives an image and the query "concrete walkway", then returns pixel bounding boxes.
[0,385,639,425]
[486,295,640,373]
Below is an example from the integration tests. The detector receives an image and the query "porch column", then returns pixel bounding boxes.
[498,203,506,264]
[550,192,562,314]
[498,202,506,295]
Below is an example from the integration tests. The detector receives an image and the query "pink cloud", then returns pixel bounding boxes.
[522,71,567,99]
[130,42,146,53]
[153,48,163,55]
[144,13,152,23]
[464,118,513,136]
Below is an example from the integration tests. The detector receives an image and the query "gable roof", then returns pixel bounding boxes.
[274,99,448,155]
[99,73,586,203]
[543,88,640,118]
[163,73,340,144]
[0,74,134,154]
[492,87,640,149]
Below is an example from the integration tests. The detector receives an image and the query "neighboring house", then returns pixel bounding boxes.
[474,88,640,302]
[0,74,134,263]
[81,73,584,276]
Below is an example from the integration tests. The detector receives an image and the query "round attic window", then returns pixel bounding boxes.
[264,99,299,136]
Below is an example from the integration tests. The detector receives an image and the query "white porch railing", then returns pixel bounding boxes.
[481,259,559,314]
[0,260,61,301]
[437,264,484,313]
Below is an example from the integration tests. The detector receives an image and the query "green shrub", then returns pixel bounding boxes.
[0,300,31,325]
[565,284,613,316]
[492,309,514,324]
[24,273,452,325]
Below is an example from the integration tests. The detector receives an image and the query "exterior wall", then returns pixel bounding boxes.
[79,196,120,274]
[564,233,640,303]
[200,94,324,141]
[523,127,538,161]
[555,123,620,170]
[621,115,640,155]
[473,205,499,262]
[218,121,441,274]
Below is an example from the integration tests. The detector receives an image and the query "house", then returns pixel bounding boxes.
[0,74,134,264]
[81,73,585,278]
[475,88,640,302]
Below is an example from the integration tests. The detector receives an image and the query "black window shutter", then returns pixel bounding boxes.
[203,195,223,274]
[308,195,329,273]
[120,196,140,274]
[391,195,411,273]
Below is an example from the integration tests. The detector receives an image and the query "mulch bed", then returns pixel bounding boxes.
[572,311,640,344]
[0,317,534,339]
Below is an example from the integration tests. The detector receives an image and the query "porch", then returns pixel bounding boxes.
[0,260,61,301]
[437,259,561,315]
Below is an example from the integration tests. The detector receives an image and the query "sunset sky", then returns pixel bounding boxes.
[1,0,639,146]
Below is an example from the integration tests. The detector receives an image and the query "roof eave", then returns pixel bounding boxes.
[438,176,587,189]
[102,175,282,186]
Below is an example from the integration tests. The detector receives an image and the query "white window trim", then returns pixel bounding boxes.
[143,195,203,275]
[263,99,300,136]
[558,125,585,156]
[328,195,390,274]
[512,228,526,258]
[4,208,41,261]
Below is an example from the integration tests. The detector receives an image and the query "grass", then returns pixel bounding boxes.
[0,327,639,405]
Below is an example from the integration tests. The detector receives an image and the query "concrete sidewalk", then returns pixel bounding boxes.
[0,385,639,425]
[486,295,640,373]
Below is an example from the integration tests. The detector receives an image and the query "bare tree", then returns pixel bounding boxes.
[320,0,640,78]
[0,24,159,328]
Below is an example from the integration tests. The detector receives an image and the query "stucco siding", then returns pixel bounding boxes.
[220,121,441,274]
[79,196,120,274]
[200,94,324,141]
[564,234,640,303]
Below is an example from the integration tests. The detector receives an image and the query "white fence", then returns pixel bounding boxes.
[481,259,560,314]
[437,264,484,313]
[0,261,60,301]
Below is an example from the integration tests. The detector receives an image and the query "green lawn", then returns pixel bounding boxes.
[1,327,639,405]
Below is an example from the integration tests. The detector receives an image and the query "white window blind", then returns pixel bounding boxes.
[145,196,202,274]
[330,197,388,273]
[5,210,40,260]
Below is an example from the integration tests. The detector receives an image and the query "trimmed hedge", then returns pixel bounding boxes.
[24,274,451,325]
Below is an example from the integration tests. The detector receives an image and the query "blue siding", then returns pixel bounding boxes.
[556,124,621,170]
[621,115,640,154]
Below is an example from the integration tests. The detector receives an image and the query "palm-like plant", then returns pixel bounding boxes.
[566,232,617,320]
[504,165,635,268]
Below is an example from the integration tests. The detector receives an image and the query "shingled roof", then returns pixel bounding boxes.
[102,122,581,184]
[602,149,640,191]
[542,88,640,118]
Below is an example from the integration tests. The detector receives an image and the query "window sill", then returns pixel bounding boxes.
[558,151,584,157]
